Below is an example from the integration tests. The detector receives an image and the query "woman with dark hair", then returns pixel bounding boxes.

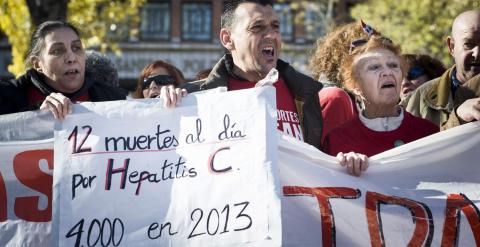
[400,54,446,100]
[323,36,439,176]
[0,20,126,119]
[135,60,185,98]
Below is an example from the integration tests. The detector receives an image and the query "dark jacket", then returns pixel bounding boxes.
[0,69,126,114]
[181,54,324,149]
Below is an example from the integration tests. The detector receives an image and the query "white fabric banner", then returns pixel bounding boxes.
[52,87,281,247]
[0,139,53,247]
[280,122,480,247]
[0,88,479,247]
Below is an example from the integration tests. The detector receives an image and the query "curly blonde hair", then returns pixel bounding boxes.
[309,21,372,87]
[340,36,408,93]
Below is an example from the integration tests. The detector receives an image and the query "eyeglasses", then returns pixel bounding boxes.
[406,67,425,80]
[348,36,393,55]
[142,74,175,90]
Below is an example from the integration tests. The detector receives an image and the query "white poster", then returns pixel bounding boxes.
[53,87,281,247]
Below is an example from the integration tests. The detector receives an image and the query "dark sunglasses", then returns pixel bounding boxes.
[406,67,425,80]
[348,37,393,55]
[142,74,175,90]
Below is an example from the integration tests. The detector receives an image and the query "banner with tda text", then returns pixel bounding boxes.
[52,87,281,246]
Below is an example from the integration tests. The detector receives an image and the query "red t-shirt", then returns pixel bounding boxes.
[319,87,358,143]
[26,83,90,107]
[228,76,303,141]
[324,112,439,157]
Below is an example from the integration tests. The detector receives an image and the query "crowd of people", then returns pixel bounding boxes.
[0,0,479,177]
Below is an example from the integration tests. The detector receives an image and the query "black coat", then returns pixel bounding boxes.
[0,69,126,115]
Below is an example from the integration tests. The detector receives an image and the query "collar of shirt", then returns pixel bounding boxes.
[359,106,404,132]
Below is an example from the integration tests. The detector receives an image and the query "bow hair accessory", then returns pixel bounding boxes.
[360,20,380,37]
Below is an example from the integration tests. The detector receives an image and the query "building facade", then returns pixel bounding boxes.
[0,0,360,91]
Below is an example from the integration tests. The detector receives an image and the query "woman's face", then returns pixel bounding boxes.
[353,48,403,107]
[400,74,429,100]
[33,27,85,93]
[142,66,170,98]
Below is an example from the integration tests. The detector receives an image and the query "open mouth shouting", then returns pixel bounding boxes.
[381,81,396,89]
[149,93,159,98]
[261,45,276,62]
[402,86,413,95]
[64,69,80,79]
[468,60,480,72]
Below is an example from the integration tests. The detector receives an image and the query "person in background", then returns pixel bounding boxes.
[85,50,120,87]
[195,68,213,81]
[400,53,446,100]
[160,0,323,148]
[135,60,185,99]
[324,36,438,176]
[0,20,126,119]
[309,20,381,143]
[403,10,480,129]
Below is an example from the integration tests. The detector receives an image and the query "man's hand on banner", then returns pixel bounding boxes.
[159,85,188,108]
[456,97,480,122]
[39,92,73,120]
[336,151,369,177]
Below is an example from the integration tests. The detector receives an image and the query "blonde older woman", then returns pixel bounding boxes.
[323,36,439,176]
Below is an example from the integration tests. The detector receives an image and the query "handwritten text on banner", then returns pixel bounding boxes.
[53,87,281,247]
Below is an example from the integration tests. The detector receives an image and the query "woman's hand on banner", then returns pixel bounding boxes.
[159,85,188,108]
[336,152,369,177]
[40,92,73,120]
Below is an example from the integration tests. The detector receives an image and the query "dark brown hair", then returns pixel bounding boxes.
[403,54,446,80]
[26,20,82,68]
[221,0,273,29]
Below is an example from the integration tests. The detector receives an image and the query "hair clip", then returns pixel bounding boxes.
[349,38,368,54]
[361,20,379,37]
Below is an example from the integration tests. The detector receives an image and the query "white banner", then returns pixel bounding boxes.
[0,139,53,247]
[53,87,281,247]
[280,122,480,246]
[0,89,479,247]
